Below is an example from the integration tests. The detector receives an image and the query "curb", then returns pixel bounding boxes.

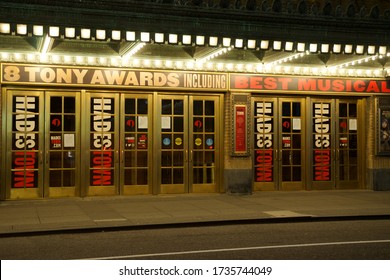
[1,214,390,238]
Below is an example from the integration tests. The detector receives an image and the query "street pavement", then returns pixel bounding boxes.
[1,190,390,236]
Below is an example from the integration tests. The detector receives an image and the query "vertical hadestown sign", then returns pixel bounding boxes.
[91,97,115,186]
[254,101,274,182]
[12,96,39,188]
[313,102,331,181]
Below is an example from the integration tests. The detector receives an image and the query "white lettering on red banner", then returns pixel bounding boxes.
[254,102,273,182]
[13,96,37,188]
[91,98,113,186]
[313,103,331,181]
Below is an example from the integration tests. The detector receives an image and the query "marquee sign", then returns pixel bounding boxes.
[3,63,390,94]
[1,63,228,91]
[231,74,390,94]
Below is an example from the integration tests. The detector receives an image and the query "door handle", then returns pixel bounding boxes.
[189,150,193,162]
[289,151,293,165]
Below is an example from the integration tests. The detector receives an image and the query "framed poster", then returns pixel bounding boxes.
[233,104,247,154]
[377,97,390,155]
[231,93,250,156]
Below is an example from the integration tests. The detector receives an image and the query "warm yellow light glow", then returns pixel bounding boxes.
[0,23,11,34]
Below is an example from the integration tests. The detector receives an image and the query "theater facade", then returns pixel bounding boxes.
[0,0,390,199]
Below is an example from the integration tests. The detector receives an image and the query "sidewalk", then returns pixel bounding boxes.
[1,190,390,236]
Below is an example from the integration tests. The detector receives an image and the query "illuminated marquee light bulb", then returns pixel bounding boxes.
[197,47,232,64]
[175,61,183,68]
[256,64,264,73]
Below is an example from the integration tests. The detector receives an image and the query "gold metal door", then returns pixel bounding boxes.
[253,97,305,191]
[310,98,362,189]
[45,91,80,197]
[279,99,306,190]
[121,93,153,195]
[6,90,44,199]
[156,94,221,194]
[336,100,361,189]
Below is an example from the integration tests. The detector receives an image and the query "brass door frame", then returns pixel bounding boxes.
[45,91,81,197]
[81,91,120,196]
[153,92,222,194]
[279,98,306,191]
[308,97,365,190]
[120,93,153,195]
[5,89,44,199]
[252,96,306,191]
[190,95,221,193]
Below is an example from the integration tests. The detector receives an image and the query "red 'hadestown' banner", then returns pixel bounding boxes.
[230,74,390,94]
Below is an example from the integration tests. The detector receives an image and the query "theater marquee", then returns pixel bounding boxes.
[231,74,390,94]
[1,63,228,91]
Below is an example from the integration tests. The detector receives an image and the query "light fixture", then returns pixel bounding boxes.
[209,36,218,47]
[182,35,192,45]
[169,34,178,44]
[96,30,106,40]
[126,31,136,41]
[321,44,330,53]
[121,42,146,59]
[155,33,164,43]
[329,55,378,69]
[196,35,205,46]
[260,40,269,50]
[222,37,231,47]
[16,24,27,35]
[140,32,150,42]
[247,39,256,49]
[344,44,353,54]
[297,42,305,52]
[235,39,243,48]
[368,45,376,55]
[197,47,232,63]
[111,30,121,41]
[65,27,76,38]
[285,42,294,51]
[379,46,387,55]
[265,52,308,66]
[33,25,44,36]
[356,45,364,54]
[49,26,60,37]
[333,44,342,53]
[81,28,91,39]
[0,23,11,34]
[273,41,282,50]
[309,43,318,53]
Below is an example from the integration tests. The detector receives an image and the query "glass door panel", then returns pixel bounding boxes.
[121,94,152,195]
[157,94,220,194]
[190,97,219,192]
[280,100,305,190]
[45,92,80,197]
[7,91,43,199]
[310,99,362,189]
[336,100,359,189]
[158,95,187,193]
[253,97,305,191]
